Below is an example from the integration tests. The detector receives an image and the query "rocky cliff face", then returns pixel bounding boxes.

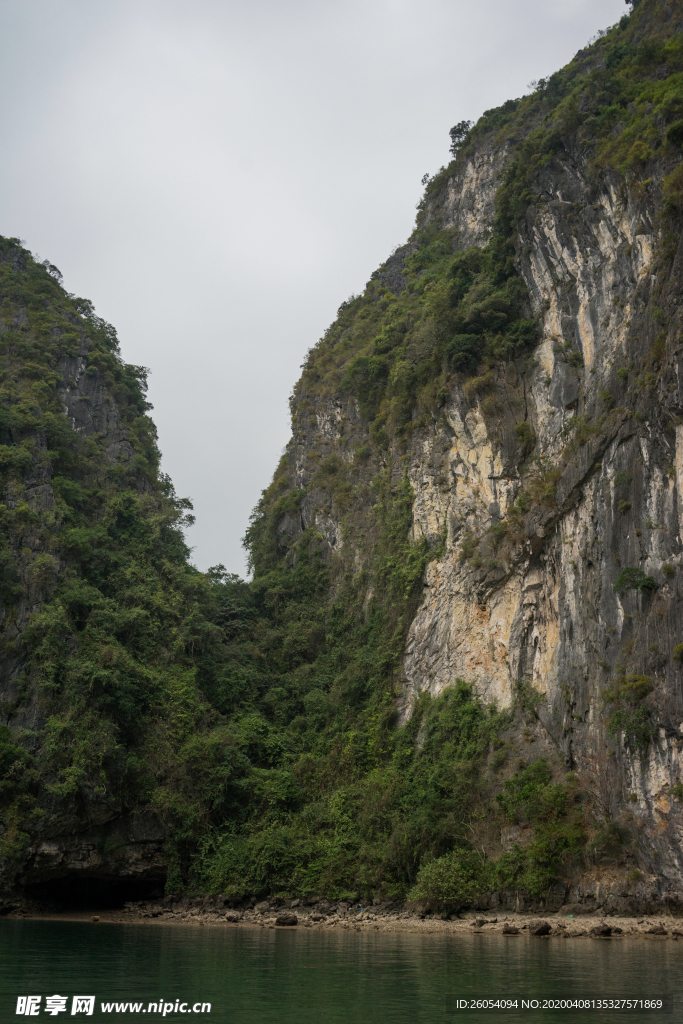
[266,0,683,894]
[402,141,683,885]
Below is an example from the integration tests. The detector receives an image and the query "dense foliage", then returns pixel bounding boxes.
[0,240,230,873]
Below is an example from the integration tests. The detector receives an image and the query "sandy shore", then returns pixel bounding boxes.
[9,903,683,940]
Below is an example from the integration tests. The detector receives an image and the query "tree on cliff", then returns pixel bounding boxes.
[449,120,473,156]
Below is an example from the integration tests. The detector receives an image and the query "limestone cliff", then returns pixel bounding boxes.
[263,0,683,895]
[404,130,683,885]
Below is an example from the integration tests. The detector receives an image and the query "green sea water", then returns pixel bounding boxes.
[0,920,680,1024]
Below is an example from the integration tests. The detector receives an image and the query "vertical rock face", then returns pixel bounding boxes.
[430,140,509,248]
[401,140,683,882]
[272,0,683,886]
[57,351,137,467]
[404,166,661,712]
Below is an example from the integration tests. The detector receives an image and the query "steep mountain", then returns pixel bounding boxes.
[0,244,239,903]
[4,0,683,915]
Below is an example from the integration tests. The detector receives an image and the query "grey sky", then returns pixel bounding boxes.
[0,0,625,575]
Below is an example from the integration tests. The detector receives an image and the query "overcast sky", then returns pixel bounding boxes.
[0,0,625,576]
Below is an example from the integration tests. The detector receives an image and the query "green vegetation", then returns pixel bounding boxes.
[324,231,537,440]
[449,121,473,157]
[424,0,683,209]
[408,761,584,903]
[514,421,536,458]
[613,567,659,595]
[603,674,654,749]
[200,682,510,900]
[0,238,231,873]
[493,763,584,896]
[407,848,484,907]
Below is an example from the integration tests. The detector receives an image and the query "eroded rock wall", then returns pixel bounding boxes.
[400,151,683,882]
[281,115,683,885]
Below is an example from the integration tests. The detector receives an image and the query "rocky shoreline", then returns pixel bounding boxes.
[2,869,682,939]
[4,894,683,940]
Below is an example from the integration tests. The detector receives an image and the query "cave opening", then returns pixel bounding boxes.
[23,873,166,911]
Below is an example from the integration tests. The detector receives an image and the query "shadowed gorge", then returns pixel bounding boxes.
[4,0,683,917]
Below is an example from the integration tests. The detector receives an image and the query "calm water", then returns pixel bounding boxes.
[0,919,680,1023]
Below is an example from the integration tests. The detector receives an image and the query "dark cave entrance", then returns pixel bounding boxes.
[23,873,166,910]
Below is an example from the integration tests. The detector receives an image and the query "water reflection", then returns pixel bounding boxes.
[0,920,679,1023]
